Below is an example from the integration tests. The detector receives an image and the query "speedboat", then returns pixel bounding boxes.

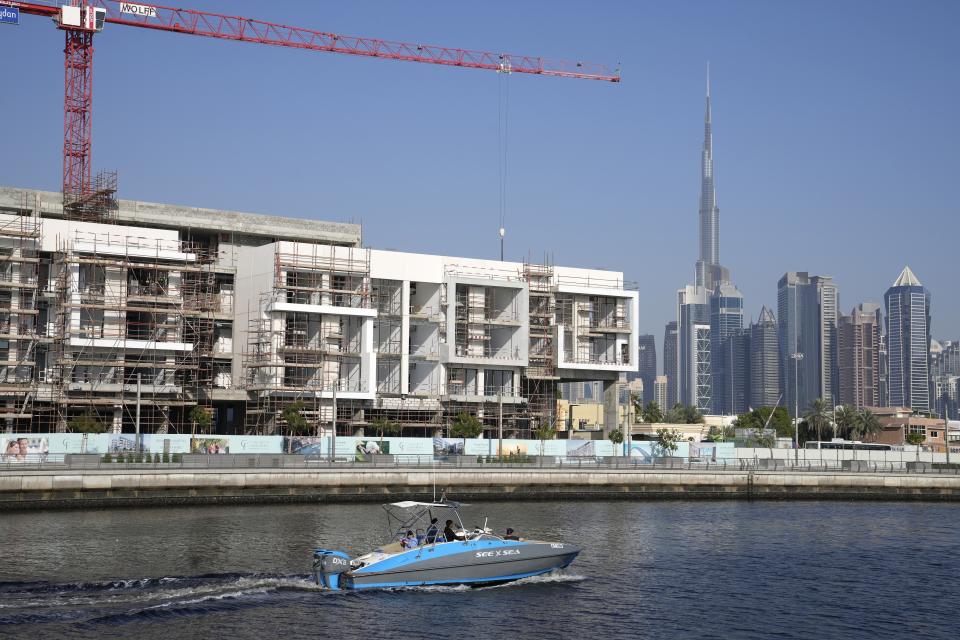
[312,500,580,590]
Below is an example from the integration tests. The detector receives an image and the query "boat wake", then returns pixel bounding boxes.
[0,568,583,628]
[0,572,325,628]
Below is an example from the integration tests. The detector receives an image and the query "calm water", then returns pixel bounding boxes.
[0,500,957,639]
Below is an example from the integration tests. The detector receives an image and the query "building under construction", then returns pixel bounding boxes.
[1,186,638,438]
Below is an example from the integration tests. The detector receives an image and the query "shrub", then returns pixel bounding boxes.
[162,452,170,463]
[102,453,113,463]
[171,453,182,463]
[153,453,160,463]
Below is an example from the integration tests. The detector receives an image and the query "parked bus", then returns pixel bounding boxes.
[804,440,892,451]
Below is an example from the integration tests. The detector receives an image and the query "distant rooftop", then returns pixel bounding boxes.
[0,186,361,247]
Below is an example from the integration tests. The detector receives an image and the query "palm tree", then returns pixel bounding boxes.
[857,409,883,442]
[834,404,858,440]
[804,398,831,442]
[642,401,663,424]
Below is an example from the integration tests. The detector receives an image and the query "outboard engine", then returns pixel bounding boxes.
[312,549,352,590]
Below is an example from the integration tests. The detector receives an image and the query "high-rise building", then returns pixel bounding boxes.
[630,334,657,404]
[676,69,739,415]
[885,266,931,414]
[931,340,960,417]
[778,272,839,417]
[749,306,780,409]
[837,303,881,410]
[653,375,669,411]
[663,321,678,408]
[710,282,744,414]
[695,66,729,291]
[678,284,711,412]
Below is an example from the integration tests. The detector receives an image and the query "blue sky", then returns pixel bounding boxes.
[2,1,958,366]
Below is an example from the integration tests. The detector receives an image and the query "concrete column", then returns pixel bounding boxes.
[603,379,619,436]
[400,281,410,394]
[111,407,123,434]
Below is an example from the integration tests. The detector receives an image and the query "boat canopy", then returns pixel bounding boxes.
[388,501,459,509]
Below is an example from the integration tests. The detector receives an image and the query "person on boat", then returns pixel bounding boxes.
[401,530,418,549]
[504,528,520,541]
[443,520,457,542]
[425,518,440,543]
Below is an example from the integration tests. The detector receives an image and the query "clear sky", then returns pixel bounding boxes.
[2,1,958,367]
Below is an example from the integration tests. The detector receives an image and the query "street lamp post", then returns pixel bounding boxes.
[791,352,805,463]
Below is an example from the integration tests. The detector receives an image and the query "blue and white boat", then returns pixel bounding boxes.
[313,500,580,590]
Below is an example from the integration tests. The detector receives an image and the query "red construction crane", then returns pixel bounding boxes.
[8,0,619,215]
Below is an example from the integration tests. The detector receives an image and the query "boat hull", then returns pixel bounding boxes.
[343,540,580,590]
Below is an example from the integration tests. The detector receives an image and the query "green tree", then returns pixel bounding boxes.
[834,404,859,440]
[282,401,312,436]
[370,417,401,445]
[663,404,683,424]
[450,412,484,438]
[759,407,793,437]
[858,409,883,441]
[681,405,705,424]
[803,398,831,442]
[642,401,663,424]
[533,422,557,447]
[189,405,212,436]
[608,428,624,448]
[755,430,777,449]
[69,410,106,434]
[664,404,704,425]
[706,425,734,442]
[655,427,680,457]
[905,432,926,446]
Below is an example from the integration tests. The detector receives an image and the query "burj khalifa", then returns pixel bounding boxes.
[695,67,728,290]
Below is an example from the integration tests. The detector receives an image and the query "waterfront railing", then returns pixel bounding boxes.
[2,453,958,474]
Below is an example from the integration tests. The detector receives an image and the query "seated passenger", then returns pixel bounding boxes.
[504,527,520,541]
[443,519,457,542]
[425,518,440,543]
[401,530,418,549]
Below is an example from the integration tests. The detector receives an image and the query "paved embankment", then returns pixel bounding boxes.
[2,467,960,509]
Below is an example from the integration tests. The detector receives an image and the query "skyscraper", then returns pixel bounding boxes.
[710,281,744,414]
[631,334,657,404]
[884,266,931,413]
[678,284,711,412]
[837,303,881,410]
[676,69,739,414]
[663,320,678,408]
[778,272,839,417]
[749,306,781,409]
[695,66,729,291]
[931,340,960,417]
[653,375,669,411]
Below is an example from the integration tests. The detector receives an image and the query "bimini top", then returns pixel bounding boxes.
[388,501,461,509]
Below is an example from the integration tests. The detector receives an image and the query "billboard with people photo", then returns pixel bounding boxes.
[190,438,229,454]
[1,436,48,462]
[355,439,389,461]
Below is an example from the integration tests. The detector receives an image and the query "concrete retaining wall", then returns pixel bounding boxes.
[2,468,960,509]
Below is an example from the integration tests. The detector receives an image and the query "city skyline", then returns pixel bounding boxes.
[1,2,958,358]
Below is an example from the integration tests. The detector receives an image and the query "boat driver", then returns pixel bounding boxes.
[443,519,458,542]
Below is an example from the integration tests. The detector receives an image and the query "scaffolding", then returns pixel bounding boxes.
[0,196,42,431]
[521,261,558,435]
[63,170,118,224]
[244,244,371,435]
[37,229,218,434]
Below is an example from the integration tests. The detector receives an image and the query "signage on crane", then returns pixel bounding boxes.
[120,3,158,19]
[0,6,19,25]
